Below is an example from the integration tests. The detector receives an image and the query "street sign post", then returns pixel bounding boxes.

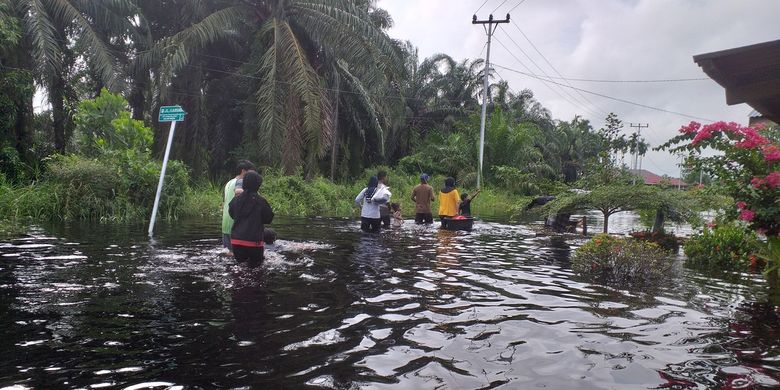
[148,105,186,236]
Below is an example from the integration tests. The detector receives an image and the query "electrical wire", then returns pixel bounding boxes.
[493,63,716,122]
[474,0,491,14]
[496,28,608,117]
[491,0,511,14]
[494,36,604,119]
[510,23,610,116]
[507,0,528,14]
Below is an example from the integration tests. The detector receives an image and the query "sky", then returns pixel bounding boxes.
[378,0,780,177]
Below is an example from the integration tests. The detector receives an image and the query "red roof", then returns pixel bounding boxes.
[630,169,688,187]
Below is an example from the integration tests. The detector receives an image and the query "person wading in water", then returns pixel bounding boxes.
[228,171,274,266]
[411,173,435,224]
[355,176,389,233]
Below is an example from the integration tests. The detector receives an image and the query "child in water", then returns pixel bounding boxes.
[458,189,481,217]
[391,203,404,227]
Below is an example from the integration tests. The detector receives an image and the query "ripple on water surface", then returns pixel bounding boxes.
[0,217,778,389]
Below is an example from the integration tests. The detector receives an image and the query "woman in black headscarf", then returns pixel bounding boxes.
[228,171,274,265]
[355,176,386,232]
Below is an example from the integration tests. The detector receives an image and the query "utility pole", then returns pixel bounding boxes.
[629,122,648,185]
[473,13,510,189]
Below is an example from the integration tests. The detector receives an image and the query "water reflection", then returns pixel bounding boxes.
[0,217,778,388]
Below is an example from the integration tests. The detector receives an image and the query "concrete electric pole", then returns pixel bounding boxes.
[473,13,510,189]
[629,122,648,185]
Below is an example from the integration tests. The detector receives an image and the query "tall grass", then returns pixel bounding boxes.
[0,163,523,222]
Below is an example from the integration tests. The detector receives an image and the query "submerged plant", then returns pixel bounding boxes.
[572,234,675,287]
[684,223,763,272]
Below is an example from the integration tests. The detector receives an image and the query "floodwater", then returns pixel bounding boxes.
[0,216,778,389]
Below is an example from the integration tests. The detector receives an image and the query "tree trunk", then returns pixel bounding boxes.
[51,75,67,153]
[652,209,665,233]
[129,73,148,121]
[329,73,340,181]
[602,211,610,233]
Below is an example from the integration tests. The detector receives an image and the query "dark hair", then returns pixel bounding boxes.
[377,170,387,181]
[242,171,262,193]
[364,176,379,199]
[236,159,255,175]
[461,193,468,201]
[445,177,455,187]
[390,202,400,211]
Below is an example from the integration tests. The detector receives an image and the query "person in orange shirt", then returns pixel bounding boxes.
[438,177,460,221]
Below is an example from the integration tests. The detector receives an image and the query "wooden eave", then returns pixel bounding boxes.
[694,39,780,123]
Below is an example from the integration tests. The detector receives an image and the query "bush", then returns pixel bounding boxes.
[572,234,675,287]
[630,231,680,253]
[684,223,763,272]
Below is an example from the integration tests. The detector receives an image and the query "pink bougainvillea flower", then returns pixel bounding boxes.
[736,201,747,209]
[751,177,766,189]
[692,127,716,145]
[735,127,770,149]
[762,145,780,162]
[679,121,701,134]
[766,172,780,189]
[739,209,755,222]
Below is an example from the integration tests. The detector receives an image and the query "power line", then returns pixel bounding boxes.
[534,75,709,83]
[493,63,716,122]
[493,36,604,119]
[474,0,491,14]
[507,0,528,14]
[194,50,711,83]
[491,0,511,13]
[496,28,607,118]
[510,23,610,116]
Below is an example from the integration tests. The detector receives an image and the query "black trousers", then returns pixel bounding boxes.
[380,215,391,228]
[361,217,381,233]
[415,213,434,224]
[233,245,264,266]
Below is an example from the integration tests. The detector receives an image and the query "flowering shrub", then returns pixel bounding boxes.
[662,121,779,237]
[572,234,674,287]
[660,121,780,286]
[630,231,680,252]
[683,223,763,272]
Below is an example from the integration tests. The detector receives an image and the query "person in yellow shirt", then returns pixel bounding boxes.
[438,177,460,220]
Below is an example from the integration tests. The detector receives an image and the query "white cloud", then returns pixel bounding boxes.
[379,0,780,176]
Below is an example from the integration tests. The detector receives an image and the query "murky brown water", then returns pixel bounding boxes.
[0,217,778,389]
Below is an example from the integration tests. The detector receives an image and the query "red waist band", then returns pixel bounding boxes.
[230,239,264,248]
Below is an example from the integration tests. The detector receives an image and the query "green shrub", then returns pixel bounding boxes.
[630,231,680,253]
[572,234,675,287]
[684,223,763,272]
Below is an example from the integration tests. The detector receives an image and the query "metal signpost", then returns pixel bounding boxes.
[148,105,186,236]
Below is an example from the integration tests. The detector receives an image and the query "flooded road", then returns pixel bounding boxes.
[0,217,778,389]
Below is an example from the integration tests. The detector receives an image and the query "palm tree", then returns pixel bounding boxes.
[7,0,133,152]
[146,0,402,177]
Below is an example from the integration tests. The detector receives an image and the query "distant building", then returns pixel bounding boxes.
[629,169,688,189]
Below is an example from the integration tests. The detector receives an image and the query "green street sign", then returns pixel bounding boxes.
[158,105,186,122]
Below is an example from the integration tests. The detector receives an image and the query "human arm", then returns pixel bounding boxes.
[228,197,237,219]
[259,196,274,225]
[371,186,391,204]
[355,188,366,206]
[469,189,482,201]
[411,187,417,203]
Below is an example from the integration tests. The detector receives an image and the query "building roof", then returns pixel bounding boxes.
[693,39,780,123]
[630,169,687,187]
